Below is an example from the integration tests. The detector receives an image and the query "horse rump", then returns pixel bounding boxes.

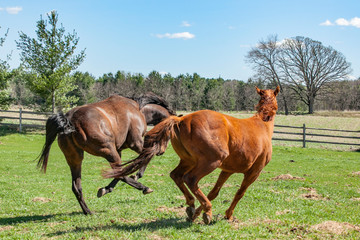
[36,113,74,173]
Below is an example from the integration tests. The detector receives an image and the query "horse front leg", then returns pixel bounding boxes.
[97,176,153,198]
[97,148,152,198]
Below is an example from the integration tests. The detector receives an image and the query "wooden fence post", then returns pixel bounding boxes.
[302,123,306,148]
[19,108,22,133]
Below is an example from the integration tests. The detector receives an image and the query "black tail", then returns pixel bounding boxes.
[103,116,180,178]
[36,113,74,173]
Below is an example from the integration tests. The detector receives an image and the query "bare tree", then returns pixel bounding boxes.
[246,35,289,114]
[278,36,352,114]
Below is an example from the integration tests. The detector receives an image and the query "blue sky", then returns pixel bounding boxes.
[1,0,359,80]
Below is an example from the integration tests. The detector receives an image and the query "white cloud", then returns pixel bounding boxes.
[349,17,360,28]
[336,17,360,28]
[6,6,22,14]
[155,32,195,40]
[335,18,350,26]
[181,21,191,27]
[322,17,360,28]
[320,20,333,26]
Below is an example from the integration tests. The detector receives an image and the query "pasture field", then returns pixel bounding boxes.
[0,127,360,239]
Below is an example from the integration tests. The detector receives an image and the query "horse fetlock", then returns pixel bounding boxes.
[129,175,138,181]
[225,209,234,220]
[185,207,195,221]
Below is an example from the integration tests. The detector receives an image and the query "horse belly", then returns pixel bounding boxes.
[220,154,255,173]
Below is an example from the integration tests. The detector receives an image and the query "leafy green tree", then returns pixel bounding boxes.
[0,27,13,109]
[16,11,85,112]
[203,78,224,110]
[70,71,96,105]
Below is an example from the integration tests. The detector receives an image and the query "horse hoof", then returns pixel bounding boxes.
[186,207,195,220]
[97,188,106,198]
[203,212,212,225]
[143,187,153,195]
[84,210,93,215]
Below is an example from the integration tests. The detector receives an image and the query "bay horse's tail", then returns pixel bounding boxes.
[103,116,181,179]
[36,113,74,173]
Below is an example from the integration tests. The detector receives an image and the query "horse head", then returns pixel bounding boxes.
[255,86,280,122]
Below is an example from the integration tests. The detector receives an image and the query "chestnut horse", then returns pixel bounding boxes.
[105,86,280,224]
[37,93,175,215]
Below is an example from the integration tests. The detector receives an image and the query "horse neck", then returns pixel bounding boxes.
[255,101,277,137]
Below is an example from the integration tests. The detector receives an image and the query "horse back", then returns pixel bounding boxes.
[65,95,146,150]
[172,110,273,173]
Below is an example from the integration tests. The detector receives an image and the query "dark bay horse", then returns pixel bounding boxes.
[105,86,280,224]
[37,93,175,215]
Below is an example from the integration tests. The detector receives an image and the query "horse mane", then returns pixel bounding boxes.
[255,96,278,122]
[129,92,176,115]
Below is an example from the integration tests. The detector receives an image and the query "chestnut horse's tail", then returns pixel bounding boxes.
[103,116,181,179]
[36,113,74,173]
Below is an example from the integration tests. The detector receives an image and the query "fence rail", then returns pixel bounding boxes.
[1,109,360,148]
[0,108,52,132]
[273,124,360,147]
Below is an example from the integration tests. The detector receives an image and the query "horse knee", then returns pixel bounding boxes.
[183,174,197,190]
[170,169,183,183]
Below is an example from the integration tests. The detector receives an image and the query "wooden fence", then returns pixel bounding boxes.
[273,124,360,148]
[1,109,360,148]
[0,108,52,132]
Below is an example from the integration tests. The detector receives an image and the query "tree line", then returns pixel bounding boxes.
[1,12,359,114]
[10,69,360,113]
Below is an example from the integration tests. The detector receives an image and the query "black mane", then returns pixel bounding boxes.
[129,92,176,115]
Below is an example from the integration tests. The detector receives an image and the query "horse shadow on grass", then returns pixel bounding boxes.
[0,211,104,226]
[47,217,194,237]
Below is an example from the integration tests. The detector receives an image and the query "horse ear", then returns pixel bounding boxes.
[255,86,263,95]
[274,86,280,96]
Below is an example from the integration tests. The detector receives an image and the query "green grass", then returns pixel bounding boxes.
[0,129,360,239]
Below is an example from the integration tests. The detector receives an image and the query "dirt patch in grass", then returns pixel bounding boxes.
[352,171,360,176]
[351,197,360,201]
[32,197,52,203]
[311,221,360,234]
[200,183,233,188]
[272,174,305,180]
[148,233,167,240]
[156,205,186,217]
[300,187,329,200]
[0,226,14,231]
[230,217,283,229]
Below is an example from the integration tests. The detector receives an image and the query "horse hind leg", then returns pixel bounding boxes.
[170,159,196,221]
[193,170,233,220]
[58,135,92,215]
[182,159,221,224]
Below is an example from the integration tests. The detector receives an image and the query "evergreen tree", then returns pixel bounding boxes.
[16,11,85,112]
